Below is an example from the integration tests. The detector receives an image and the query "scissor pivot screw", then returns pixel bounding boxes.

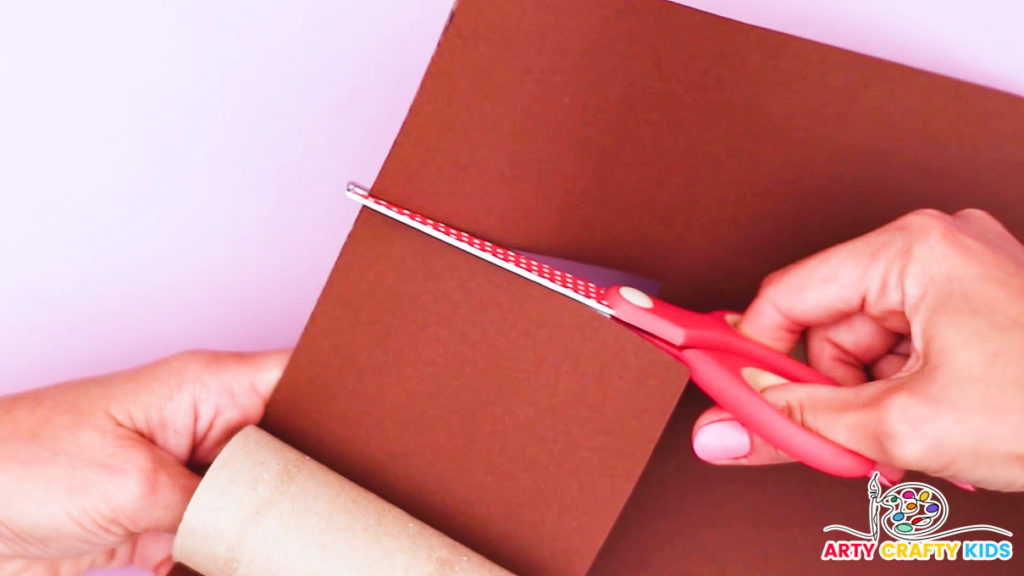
[618,286,654,309]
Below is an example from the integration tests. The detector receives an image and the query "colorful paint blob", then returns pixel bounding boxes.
[880,481,950,539]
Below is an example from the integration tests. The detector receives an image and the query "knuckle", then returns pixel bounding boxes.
[757,268,787,296]
[166,348,216,369]
[953,207,999,227]
[165,348,244,375]
[952,208,1018,246]
[901,207,951,226]
[890,209,967,258]
[872,387,935,468]
[894,209,954,239]
[115,450,166,525]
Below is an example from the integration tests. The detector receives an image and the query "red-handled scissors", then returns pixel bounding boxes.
[346,183,899,483]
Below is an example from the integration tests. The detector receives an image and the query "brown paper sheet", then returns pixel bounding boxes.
[173,426,510,576]
[175,0,1024,574]
[374,0,1024,312]
[260,212,690,575]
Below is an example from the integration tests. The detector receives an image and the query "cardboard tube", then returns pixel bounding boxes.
[173,426,513,576]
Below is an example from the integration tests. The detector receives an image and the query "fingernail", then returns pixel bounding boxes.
[950,480,976,492]
[693,419,751,462]
[873,464,902,487]
[723,313,742,328]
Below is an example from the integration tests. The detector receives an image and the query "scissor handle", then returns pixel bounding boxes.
[684,347,878,477]
[702,310,832,385]
[605,286,891,480]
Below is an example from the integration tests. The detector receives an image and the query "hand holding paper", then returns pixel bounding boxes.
[0,350,288,575]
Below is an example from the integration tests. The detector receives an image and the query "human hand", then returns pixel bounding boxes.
[691,209,1024,492]
[0,349,290,575]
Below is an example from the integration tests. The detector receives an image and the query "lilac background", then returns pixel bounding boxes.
[0,1,1020,575]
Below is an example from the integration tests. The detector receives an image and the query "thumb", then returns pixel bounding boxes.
[692,378,903,470]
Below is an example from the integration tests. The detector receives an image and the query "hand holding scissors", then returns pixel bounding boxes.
[347,183,906,483]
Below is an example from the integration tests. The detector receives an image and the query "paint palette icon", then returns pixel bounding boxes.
[824,472,1012,547]
[880,482,948,539]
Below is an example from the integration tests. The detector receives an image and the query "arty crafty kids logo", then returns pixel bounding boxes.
[821,473,1013,562]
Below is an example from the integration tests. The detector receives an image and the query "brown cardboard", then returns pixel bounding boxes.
[173,0,1024,574]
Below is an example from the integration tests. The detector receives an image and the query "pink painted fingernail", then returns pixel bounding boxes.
[873,464,903,487]
[693,419,751,462]
[950,480,976,492]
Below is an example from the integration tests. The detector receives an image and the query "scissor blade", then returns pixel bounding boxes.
[346,183,613,316]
